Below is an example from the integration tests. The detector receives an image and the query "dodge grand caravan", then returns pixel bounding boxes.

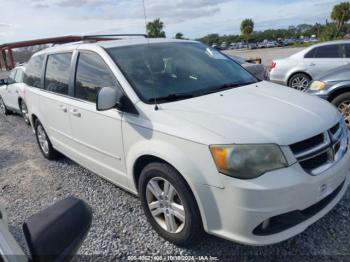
[24,38,350,246]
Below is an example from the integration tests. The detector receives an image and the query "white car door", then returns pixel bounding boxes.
[68,51,127,187]
[304,44,345,79]
[39,53,74,153]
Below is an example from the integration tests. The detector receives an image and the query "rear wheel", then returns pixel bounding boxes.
[0,96,10,115]
[35,120,59,160]
[331,92,350,129]
[20,100,30,125]
[139,162,203,246]
[288,73,311,91]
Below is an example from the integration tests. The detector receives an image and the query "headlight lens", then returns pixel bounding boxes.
[210,144,288,179]
[309,81,326,91]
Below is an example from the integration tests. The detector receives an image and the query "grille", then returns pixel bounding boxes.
[290,121,348,175]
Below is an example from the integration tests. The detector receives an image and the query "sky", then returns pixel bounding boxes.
[0,0,345,43]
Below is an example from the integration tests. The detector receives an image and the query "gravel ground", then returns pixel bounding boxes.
[0,113,350,261]
[224,47,305,67]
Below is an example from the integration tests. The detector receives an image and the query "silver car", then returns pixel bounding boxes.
[270,40,350,90]
[306,64,350,128]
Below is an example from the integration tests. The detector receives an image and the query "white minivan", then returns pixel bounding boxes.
[25,38,350,246]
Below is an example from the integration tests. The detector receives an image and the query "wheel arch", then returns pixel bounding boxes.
[327,85,350,102]
[287,71,312,86]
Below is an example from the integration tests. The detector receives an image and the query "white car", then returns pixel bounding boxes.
[270,40,350,90]
[0,65,30,124]
[25,38,350,246]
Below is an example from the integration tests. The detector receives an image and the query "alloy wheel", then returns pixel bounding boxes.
[338,100,350,129]
[146,177,186,234]
[0,97,5,114]
[21,101,29,124]
[291,76,309,91]
[37,125,49,155]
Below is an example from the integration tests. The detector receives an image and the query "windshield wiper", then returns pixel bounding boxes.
[198,81,256,96]
[149,93,194,103]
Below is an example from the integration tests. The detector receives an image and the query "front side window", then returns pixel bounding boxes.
[75,52,118,103]
[45,53,72,95]
[313,45,342,58]
[107,42,257,103]
[15,69,24,83]
[24,55,44,88]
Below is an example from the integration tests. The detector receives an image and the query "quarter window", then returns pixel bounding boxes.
[75,52,117,103]
[24,55,44,88]
[8,69,17,84]
[313,45,341,58]
[45,53,72,95]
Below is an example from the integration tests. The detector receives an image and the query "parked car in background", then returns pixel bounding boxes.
[248,43,257,49]
[0,197,91,262]
[270,40,350,90]
[0,65,30,124]
[306,64,350,129]
[24,38,349,246]
[229,54,269,80]
[266,41,276,48]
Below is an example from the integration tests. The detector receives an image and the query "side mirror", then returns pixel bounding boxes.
[96,87,121,111]
[97,87,139,115]
[23,197,92,262]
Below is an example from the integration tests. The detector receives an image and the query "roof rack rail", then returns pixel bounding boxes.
[81,34,148,40]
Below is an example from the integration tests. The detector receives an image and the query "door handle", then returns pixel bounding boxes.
[71,109,81,117]
[309,62,316,66]
[15,90,19,94]
[59,105,67,113]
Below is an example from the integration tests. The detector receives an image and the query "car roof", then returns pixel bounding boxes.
[34,38,199,56]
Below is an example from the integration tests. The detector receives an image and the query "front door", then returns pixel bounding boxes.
[68,51,127,186]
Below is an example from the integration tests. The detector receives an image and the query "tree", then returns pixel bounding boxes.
[146,18,166,38]
[175,32,184,39]
[240,19,254,43]
[331,2,350,36]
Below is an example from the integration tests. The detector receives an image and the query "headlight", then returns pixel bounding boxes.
[309,81,326,91]
[210,144,288,179]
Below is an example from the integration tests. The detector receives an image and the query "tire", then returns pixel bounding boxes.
[331,92,350,129]
[0,95,11,115]
[20,100,30,125]
[34,120,59,160]
[139,162,203,246]
[288,73,311,91]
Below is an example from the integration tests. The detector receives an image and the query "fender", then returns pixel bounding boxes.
[125,136,224,193]
[325,81,350,99]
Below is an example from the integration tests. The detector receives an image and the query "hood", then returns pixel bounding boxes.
[319,64,350,82]
[135,81,340,145]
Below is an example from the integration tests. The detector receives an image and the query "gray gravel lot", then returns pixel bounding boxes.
[0,113,350,261]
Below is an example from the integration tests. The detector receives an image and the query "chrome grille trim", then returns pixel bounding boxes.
[290,121,348,175]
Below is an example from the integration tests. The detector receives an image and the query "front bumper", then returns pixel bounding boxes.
[194,145,350,245]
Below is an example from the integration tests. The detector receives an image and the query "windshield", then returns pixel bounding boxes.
[107,42,257,103]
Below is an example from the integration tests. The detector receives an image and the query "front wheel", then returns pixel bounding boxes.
[331,92,350,129]
[288,73,311,91]
[20,100,30,125]
[139,162,203,246]
[35,120,59,160]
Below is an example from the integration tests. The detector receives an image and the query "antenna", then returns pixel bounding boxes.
[142,0,159,110]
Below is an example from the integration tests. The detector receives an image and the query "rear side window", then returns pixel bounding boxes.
[15,69,24,83]
[313,45,342,58]
[24,55,44,88]
[345,44,350,58]
[75,52,117,103]
[45,53,72,95]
